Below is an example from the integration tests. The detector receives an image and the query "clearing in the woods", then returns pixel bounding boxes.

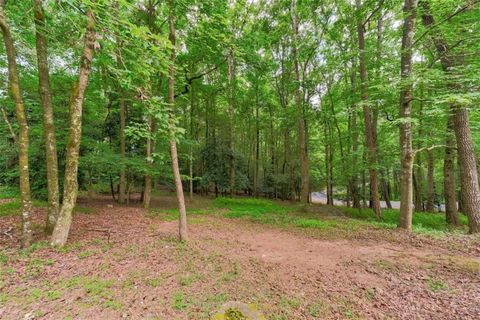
[0,192,479,320]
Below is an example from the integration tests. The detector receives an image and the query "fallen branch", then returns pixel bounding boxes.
[1,226,13,240]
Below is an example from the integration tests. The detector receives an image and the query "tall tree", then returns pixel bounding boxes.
[33,0,60,233]
[420,0,480,233]
[291,0,309,206]
[443,115,459,225]
[398,0,418,231]
[355,0,381,216]
[227,48,235,196]
[168,0,188,241]
[0,0,33,247]
[51,7,96,246]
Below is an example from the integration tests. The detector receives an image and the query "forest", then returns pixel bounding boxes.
[0,0,479,319]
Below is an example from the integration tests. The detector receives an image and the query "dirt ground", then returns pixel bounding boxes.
[0,195,479,319]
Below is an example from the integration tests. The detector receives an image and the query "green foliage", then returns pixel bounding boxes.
[200,144,249,193]
[0,186,19,199]
[213,197,289,219]
[342,207,468,233]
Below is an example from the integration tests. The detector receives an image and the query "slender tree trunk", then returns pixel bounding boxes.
[227,48,235,196]
[0,1,33,247]
[349,67,361,208]
[33,0,59,233]
[355,0,381,217]
[381,169,392,209]
[414,154,424,211]
[420,0,480,232]
[254,89,260,197]
[291,0,309,206]
[115,36,126,204]
[189,84,195,199]
[143,117,153,209]
[168,0,187,241]
[444,115,459,225]
[0,105,17,144]
[118,94,126,204]
[426,149,435,211]
[398,0,418,231]
[51,7,96,246]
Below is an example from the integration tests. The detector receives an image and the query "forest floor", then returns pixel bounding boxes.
[0,192,479,320]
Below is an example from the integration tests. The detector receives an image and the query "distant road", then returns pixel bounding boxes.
[311,192,445,212]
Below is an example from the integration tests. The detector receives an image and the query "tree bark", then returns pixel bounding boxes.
[51,7,96,246]
[168,0,188,241]
[0,105,17,144]
[398,0,418,231]
[115,35,126,204]
[227,48,235,196]
[420,0,480,232]
[349,66,361,208]
[414,154,424,211]
[0,1,33,247]
[291,0,309,206]
[426,149,435,211]
[355,0,381,217]
[254,86,260,197]
[443,115,459,225]
[33,0,60,233]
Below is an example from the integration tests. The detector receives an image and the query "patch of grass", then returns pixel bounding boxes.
[54,242,82,253]
[147,276,164,288]
[46,290,62,301]
[0,251,8,265]
[74,206,94,214]
[0,199,47,217]
[26,258,54,277]
[178,273,201,286]
[342,207,468,234]
[0,292,8,306]
[0,186,19,199]
[78,250,95,259]
[171,291,191,310]
[103,299,122,310]
[213,197,290,219]
[427,278,449,292]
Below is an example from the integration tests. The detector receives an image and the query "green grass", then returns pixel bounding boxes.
[0,199,47,217]
[341,207,468,234]
[213,197,289,219]
[212,197,468,236]
[0,186,19,199]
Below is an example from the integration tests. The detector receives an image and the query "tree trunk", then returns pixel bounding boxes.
[227,48,235,196]
[143,118,153,209]
[115,36,126,204]
[414,154,424,211]
[381,169,392,209]
[0,1,33,247]
[426,149,435,212]
[420,0,480,233]
[168,0,188,241]
[398,0,418,231]
[443,115,459,225]
[355,0,381,217]
[33,0,60,233]
[291,0,309,206]
[0,105,17,144]
[349,67,361,209]
[51,7,96,246]
[254,89,260,197]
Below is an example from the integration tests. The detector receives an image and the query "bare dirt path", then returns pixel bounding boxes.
[0,197,479,319]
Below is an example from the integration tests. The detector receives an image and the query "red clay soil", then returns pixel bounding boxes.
[0,196,479,319]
